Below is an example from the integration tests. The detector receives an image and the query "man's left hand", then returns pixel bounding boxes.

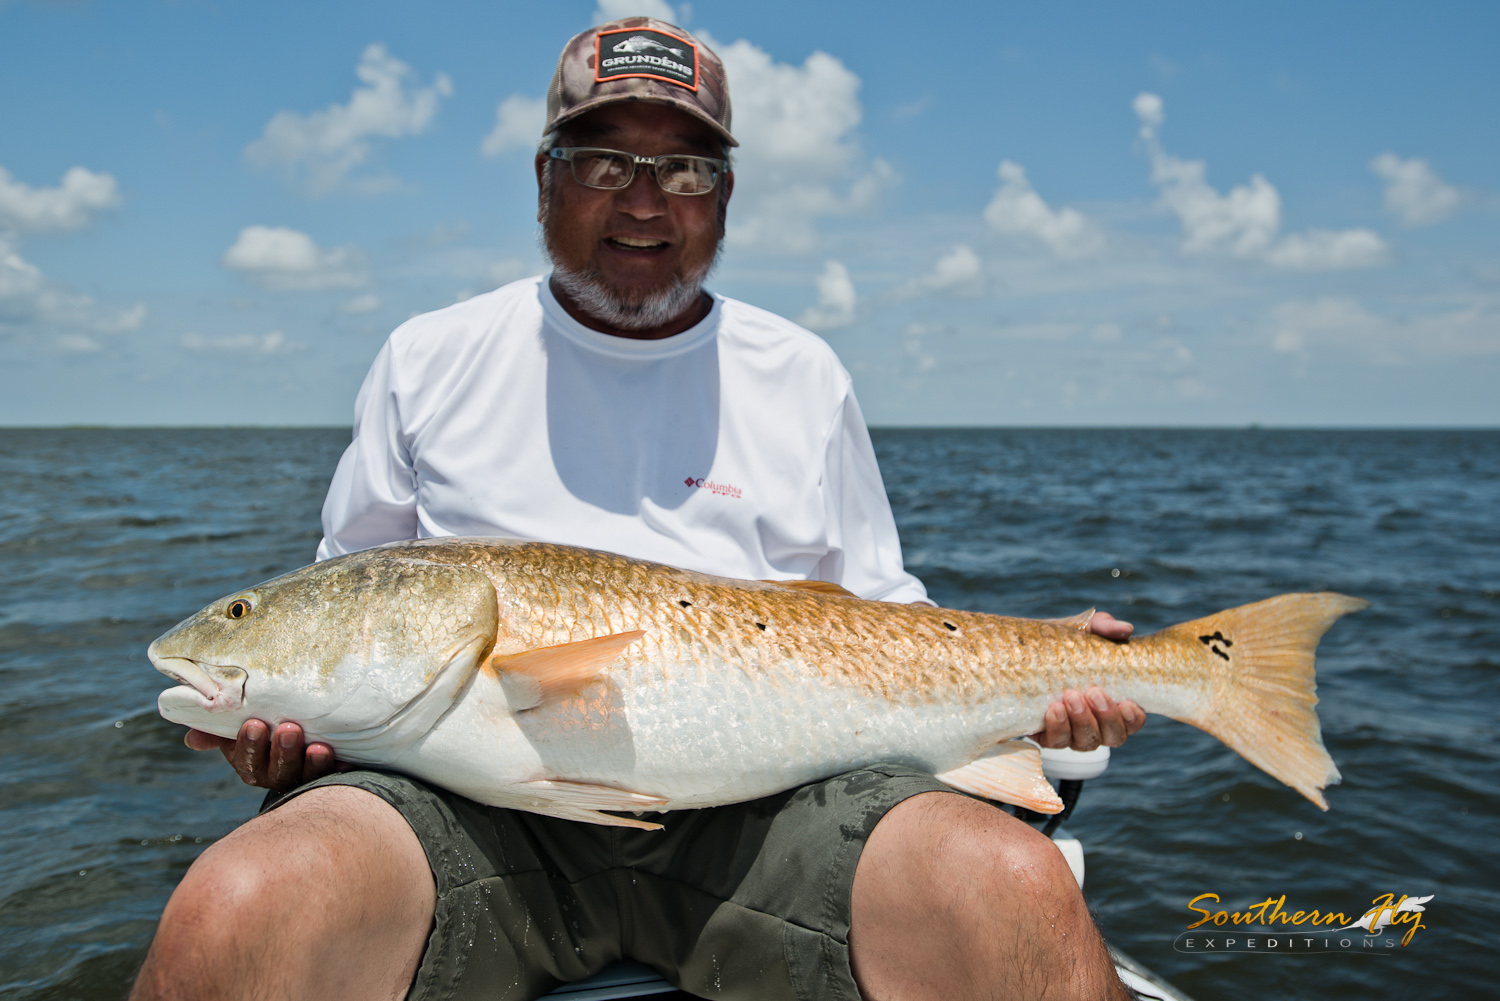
[1030,611,1145,750]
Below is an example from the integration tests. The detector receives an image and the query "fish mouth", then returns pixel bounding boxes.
[151,653,248,713]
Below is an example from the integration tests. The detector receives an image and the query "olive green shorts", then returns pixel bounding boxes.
[263,765,955,1001]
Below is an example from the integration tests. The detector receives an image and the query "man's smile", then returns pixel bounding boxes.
[606,235,671,251]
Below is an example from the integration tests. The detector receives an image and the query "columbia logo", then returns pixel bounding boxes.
[684,476,742,499]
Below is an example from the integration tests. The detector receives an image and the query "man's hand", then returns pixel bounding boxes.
[1030,610,1145,751]
[185,720,344,791]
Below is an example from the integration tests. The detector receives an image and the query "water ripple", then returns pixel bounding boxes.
[2,427,1495,999]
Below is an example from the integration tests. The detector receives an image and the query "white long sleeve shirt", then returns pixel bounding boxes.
[317,276,929,604]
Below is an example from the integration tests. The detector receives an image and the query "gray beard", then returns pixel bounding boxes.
[539,186,723,332]
[548,261,709,332]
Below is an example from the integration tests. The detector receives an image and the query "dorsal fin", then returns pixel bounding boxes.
[758,579,858,598]
[488,630,645,710]
[936,740,1064,814]
[1043,608,1096,632]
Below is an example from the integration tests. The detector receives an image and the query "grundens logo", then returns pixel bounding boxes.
[1174,891,1435,954]
[594,28,698,89]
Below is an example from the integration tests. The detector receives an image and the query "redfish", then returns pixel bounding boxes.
[151,538,1365,827]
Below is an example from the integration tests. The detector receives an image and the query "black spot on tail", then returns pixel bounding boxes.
[1198,631,1233,661]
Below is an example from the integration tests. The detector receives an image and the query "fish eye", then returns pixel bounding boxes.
[226,598,253,620]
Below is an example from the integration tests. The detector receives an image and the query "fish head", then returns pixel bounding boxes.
[150,550,499,742]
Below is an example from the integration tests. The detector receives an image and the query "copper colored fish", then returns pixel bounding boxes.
[151,539,1366,827]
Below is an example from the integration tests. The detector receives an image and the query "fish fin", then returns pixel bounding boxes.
[758,579,858,598]
[1167,592,1369,811]
[1042,608,1096,632]
[516,778,668,809]
[489,631,646,710]
[526,806,665,831]
[936,740,1064,814]
[515,779,668,829]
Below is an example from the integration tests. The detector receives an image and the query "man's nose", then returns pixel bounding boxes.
[614,167,668,219]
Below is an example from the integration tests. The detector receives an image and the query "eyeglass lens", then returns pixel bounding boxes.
[571,151,717,194]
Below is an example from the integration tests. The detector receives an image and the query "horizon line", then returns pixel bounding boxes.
[4,423,1499,432]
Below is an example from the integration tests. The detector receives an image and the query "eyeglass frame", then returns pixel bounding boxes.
[547,146,730,196]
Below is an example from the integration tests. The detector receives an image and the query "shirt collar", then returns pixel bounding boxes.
[538,274,721,359]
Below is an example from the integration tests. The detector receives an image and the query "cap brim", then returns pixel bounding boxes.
[546,93,738,148]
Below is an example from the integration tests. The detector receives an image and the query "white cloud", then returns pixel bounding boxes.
[0,235,45,308]
[1134,93,1278,258]
[246,44,452,195]
[1262,229,1390,271]
[340,293,381,313]
[898,244,985,298]
[57,334,102,353]
[0,165,120,234]
[1370,153,1462,226]
[481,94,547,156]
[0,233,145,334]
[223,225,367,291]
[95,301,148,332]
[1134,92,1388,271]
[0,165,142,336]
[798,260,856,331]
[704,34,894,252]
[181,331,301,354]
[983,161,1104,259]
[592,0,678,23]
[1270,296,1500,365]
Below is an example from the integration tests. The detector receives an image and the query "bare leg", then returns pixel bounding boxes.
[131,785,435,1001]
[850,792,1128,1001]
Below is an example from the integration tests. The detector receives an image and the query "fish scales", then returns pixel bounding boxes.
[151,538,1367,822]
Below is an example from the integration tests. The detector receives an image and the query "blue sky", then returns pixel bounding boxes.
[1,0,1495,426]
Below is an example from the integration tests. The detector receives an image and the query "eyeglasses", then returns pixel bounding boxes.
[548,147,729,196]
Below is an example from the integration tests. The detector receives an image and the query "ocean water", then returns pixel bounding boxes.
[1,427,1495,999]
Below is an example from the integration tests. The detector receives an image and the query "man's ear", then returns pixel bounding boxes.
[717,171,734,233]
[535,153,549,223]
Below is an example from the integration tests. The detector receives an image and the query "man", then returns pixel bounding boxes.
[134,18,1144,1001]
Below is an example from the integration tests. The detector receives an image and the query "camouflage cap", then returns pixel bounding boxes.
[545,17,736,148]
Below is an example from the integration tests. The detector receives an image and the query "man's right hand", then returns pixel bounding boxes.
[185,720,343,791]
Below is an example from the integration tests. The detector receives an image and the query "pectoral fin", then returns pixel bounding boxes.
[759,579,858,598]
[936,740,1064,814]
[527,806,665,831]
[488,630,646,710]
[515,779,669,830]
[1042,609,1096,632]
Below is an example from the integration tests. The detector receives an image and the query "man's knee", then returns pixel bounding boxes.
[135,785,435,999]
[852,793,1124,1001]
[172,785,428,921]
[860,791,1082,920]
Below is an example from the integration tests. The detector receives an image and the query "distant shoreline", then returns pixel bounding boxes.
[3,424,1498,433]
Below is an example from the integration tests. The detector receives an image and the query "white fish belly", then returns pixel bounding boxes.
[506,659,1050,809]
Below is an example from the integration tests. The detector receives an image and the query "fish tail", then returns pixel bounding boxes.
[1164,592,1368,810]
